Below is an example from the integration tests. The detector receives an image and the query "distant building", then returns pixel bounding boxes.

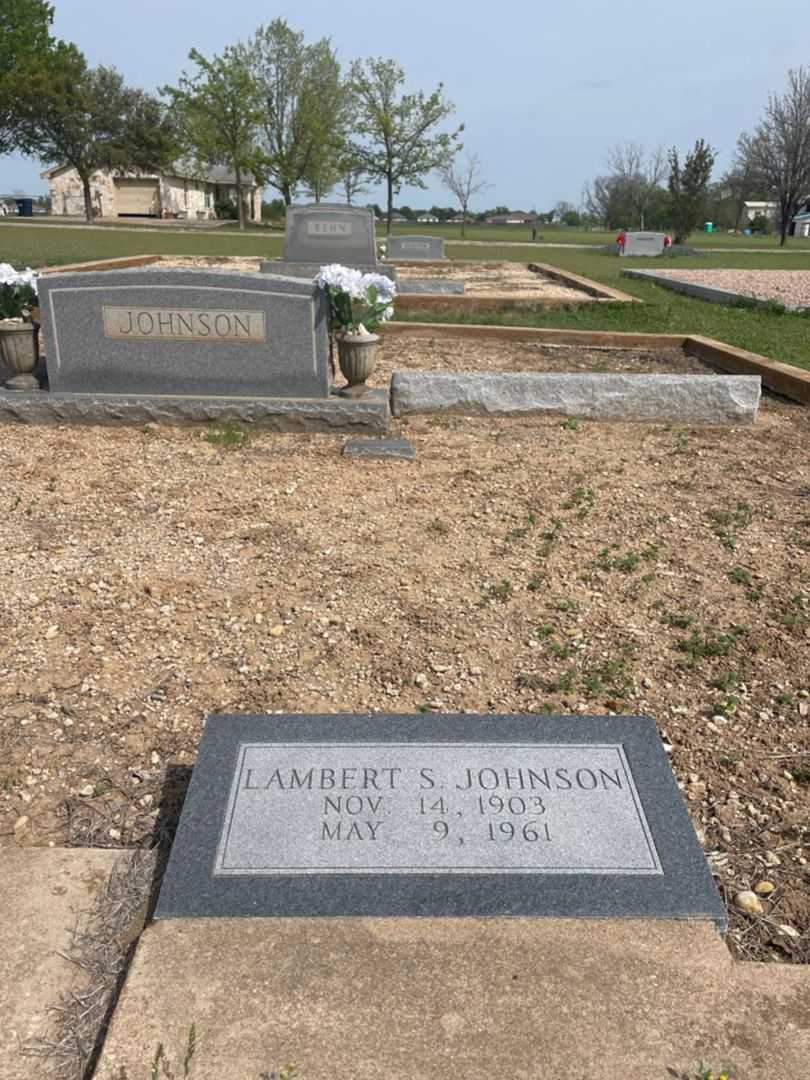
[41,162,263,221]
[486,211,538,225]
[416,214,439,223]
[793,207,810,237]
[741,201,778,223]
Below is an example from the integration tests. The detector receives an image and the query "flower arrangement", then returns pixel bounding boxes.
[0,263,38,322]
[315,264,396,336]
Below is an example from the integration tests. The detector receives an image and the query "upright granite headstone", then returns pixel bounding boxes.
[284,204,378,267]
[155,712,726,927]
[386,235,445,261]
[622,232,667,257]
[37,267,330,398]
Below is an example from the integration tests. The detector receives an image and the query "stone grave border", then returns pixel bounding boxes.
[621,267,810,313]
[388,259,638,312]
[381,320,810,406]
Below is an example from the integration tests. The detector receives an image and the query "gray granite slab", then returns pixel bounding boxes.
[0,388,389,433]
[37,268,329,398]
[621,232,667,256]
[386,235,445,260]
[284,204,378,267]
[391,371,761,424]
[259,260,396,282]
[154,713,726,928]
[343,437,415,460]
[397,280,465,295]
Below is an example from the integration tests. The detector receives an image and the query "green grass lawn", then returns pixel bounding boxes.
[389,221,810,250]
[3,221,810,372]
[0,221,284,266]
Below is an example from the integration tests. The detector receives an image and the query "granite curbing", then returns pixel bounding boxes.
[390,371,761,424]
[621,268,810,312]
[0,389,389,433]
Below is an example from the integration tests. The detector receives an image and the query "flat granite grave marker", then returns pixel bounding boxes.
[622,231,667,256]
[37,266,330,398]
[155,713,726,927]
[386,235,446,260]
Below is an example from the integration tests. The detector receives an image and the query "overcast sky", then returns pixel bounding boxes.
[2,0,807,209]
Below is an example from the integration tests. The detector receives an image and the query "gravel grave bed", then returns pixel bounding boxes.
[1,361,808,963]
[392,261,594,300]
[651,268,810,307]
[159,256,596,301]
[370,339,712,385]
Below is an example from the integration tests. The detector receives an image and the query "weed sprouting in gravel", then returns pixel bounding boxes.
[677,626,747,667]
[663,610,695,629]
[707,502,753,550]
[484,579,513,603]
[203,421,250,448]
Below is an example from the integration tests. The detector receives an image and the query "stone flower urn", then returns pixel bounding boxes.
[0,319,39,390]
[336,331,379,397]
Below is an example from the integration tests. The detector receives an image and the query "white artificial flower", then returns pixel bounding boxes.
[0,263,38,291]
[361,272,397,300]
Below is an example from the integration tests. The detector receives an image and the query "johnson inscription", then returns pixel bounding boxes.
[214,742,662,876]
[103,306,267,343]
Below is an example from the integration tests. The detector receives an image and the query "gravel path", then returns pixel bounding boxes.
[1,369,808,963]
[652,269,810,306]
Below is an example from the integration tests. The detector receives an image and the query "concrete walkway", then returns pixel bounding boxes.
[1,848,121,1079]
[97,917,810,1080]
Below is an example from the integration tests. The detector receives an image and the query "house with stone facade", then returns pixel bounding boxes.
[41,162,263,221]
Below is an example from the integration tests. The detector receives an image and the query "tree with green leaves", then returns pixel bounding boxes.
[0,0,56,154]
[164,46,261,230]
[11,45,177,222]
[248,20,345,206]
[741,67,810,245]
[668,138,717,243]
[348,58,463,234]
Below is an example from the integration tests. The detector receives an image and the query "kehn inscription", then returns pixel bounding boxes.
[217,743,660,874]
[103,307,266,343]
[154,714,727,924]
[306,221,353,237]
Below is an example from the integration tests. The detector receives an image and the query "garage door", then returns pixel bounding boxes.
[114,179,159,216]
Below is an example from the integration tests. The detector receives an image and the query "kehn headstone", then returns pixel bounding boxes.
[261,204,395,280]
[155,713,726,927]
[622,232,667,257]
[26,267,389,432]
[386,235,445,261]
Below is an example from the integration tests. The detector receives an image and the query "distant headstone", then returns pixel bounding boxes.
[621,232,666,257]
[386,235,445,261]
[283,204,378,268]
[155,712,726,927]
[37,267,330,399]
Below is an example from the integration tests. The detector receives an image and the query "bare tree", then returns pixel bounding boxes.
[742,67,810,245]
[723,137,765,231]
[439,153,490,236]
[606,141,665,229]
